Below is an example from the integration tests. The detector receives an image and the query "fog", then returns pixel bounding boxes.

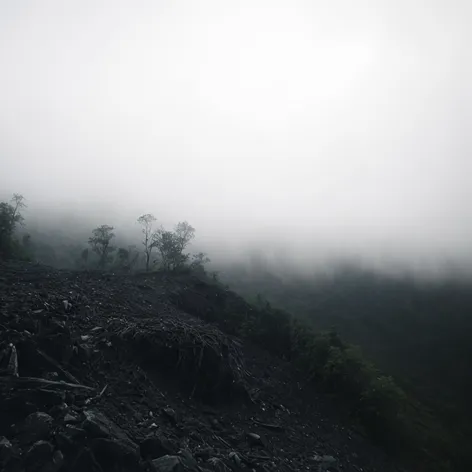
[1,0,471,276]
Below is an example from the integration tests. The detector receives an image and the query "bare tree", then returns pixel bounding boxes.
[88,225,115,268]
[11,194,27,224]
[137,213,157,272]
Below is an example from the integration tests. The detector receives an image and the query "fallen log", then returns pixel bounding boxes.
[0,376,95,390]
[252,419,285,432]
[36,348,80,384]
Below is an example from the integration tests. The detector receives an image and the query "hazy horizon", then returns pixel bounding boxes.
[1,0,471,277]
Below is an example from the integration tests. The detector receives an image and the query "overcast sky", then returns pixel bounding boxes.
[1,0,471,272]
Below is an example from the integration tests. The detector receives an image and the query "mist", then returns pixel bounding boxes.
[1,0,471,277]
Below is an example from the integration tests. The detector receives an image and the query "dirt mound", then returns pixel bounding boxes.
[0,262,407,472]
[110,315,249,403]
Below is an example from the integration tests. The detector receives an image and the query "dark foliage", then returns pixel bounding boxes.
[222,265,472,470]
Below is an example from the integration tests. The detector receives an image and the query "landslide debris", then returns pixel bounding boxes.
[0,261,406,472]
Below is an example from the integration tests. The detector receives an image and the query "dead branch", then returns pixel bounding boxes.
[0,376,95,390]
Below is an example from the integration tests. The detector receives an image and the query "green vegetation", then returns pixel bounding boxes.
[223,266,472,471]
[0,194,32,260]
[88,224,116,268]
[175,277,465,470]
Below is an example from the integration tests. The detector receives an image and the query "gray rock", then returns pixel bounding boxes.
[0,436,13,465]
[246,432,263,446]
[151,455,183,472]
[55,432,74,453]
[82,409,138,453]
[91,438,141,471]
[228,452,242,468]
[24,440,54,472]
[69,447,103,472]
[15,412,54,445]
[194,447,214,460]
[64,425,87,439]
[162,408,177,425]
[45,450,65,472]
[140,434,177,460]
[206,457,233,472]
[64,413,79,423]
[313,455,337,472]
[179,449,198,469]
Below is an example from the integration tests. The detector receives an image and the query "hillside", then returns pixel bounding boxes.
[0,261,409,472]
[222,264,472,468]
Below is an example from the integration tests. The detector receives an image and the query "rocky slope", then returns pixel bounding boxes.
[0,262,407,472]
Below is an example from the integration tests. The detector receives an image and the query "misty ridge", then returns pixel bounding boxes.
[1,193,472,284]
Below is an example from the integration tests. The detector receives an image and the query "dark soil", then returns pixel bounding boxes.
[0,261,408,472]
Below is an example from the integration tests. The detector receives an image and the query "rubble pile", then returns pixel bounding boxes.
[0,262,406,472]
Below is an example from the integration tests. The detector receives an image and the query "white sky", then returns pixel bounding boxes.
[1,0,471,270]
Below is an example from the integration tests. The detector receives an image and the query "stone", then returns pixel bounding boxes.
[228,452,242,468]
[49,402,69,419]
[15,412,54,445]
[91,438,141,471]
[245,432,263,446]
[24,440,53,472]
[64,413,79,423]
[162,408,177,424]
[206,457,233,472]
[69,447,103,472]
[82,409,138,453]
[0,436,13,465]
[55,431,76,455]
[140,434,177,460]
[194,447,213,461]
[42,449,65,472]
[313,455,337,472]
[151,455,183,472]
[179,449,198,470]
[64,425,87,439]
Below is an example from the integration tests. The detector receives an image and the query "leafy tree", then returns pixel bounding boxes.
[174,221,195,253]
[117,247,129,264]
[189,252,210,274]
[0,194,26,258]
[88,225,115,268]
[114,246,139,272]
[152,221,196,271]
[152,230,182,270]
[137,213,157,272]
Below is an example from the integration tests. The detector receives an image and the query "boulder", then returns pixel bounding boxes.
[151,455,183,472]
[14,412,54,445]
[24,440,54,472]
[140,434,177,460]
[82,409,138,454]
[91,438,141,472]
